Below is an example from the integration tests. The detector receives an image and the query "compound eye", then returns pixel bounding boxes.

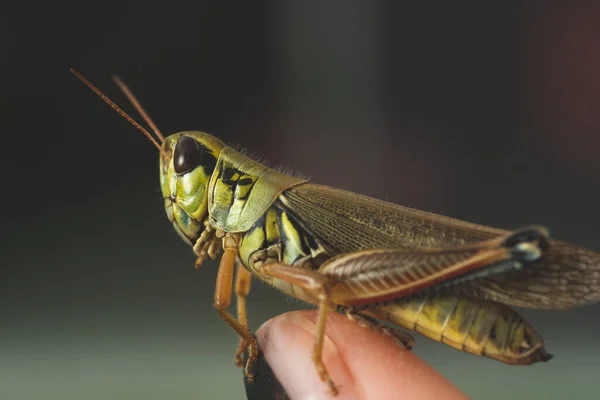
[173,136,202,175]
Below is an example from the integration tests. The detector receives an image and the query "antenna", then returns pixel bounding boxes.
[70,68,167,157]
[112,75,165,143]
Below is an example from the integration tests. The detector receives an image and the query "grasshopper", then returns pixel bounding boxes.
[72,69,600,396]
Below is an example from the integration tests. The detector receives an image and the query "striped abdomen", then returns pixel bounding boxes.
[365,295,552,365]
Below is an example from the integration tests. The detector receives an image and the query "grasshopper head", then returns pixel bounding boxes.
[160,132,226,245]
[69,71,227,246]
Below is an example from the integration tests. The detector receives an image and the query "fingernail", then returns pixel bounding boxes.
[256,313,354,400]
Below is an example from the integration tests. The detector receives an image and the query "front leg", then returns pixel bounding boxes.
[214,236,258,382]
[234,263,253,367]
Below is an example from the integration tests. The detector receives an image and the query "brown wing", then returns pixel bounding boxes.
[278,183,600,309]
[457,240,600,309]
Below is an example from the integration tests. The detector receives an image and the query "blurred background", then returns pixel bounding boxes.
[2,1,600,399]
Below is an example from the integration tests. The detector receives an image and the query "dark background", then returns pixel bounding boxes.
[2,2,600,399]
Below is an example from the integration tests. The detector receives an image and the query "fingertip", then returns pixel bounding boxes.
[255,311,356,399]
[255,311,468,400]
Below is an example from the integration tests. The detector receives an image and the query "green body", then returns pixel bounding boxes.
[157,131,600,364]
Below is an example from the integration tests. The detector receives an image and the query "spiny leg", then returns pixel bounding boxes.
[261,263,339,396]
[313,293,335,394]
[234,263,253,367]
[214,247,258,382]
